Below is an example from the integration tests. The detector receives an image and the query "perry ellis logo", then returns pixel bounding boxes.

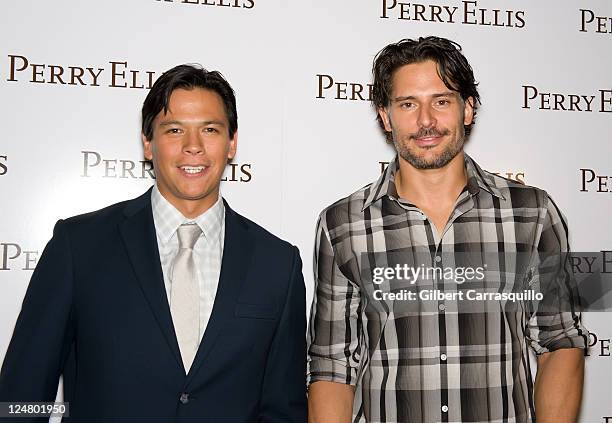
[155,0,254,9]
[6,55,158,89]
[491,171,524,184]
[0,154,7,176]
[522,85,612,113]
[81,150,253,182]
[0,243,38,271]
[379,162,525,184]
[221,163,252,183]
[316,74,373,101]
[380,0,525,28]
[586,331,611,358]
[570,251,612,274]
[580,168,612,193]
[580,9,611,33]
[81,151,155,179]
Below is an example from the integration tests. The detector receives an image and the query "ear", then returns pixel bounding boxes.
[378,107,393,132]
[463,96,475,126]
[227,131,238,161]
[142,133,153,161]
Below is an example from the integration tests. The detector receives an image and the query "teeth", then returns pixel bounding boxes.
[182,166,205,174]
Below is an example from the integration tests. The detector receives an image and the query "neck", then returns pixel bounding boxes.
[157,187,219,220]
[395,152,467,207]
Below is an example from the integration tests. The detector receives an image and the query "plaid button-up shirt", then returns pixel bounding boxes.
[307,154,587,423]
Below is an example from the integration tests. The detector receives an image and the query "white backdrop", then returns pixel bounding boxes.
[1,1,611,421]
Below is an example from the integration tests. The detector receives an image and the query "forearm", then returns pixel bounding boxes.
[535,348,585,423]
[308,381,354,423]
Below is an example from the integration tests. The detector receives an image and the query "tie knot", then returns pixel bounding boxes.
[177,224,202,249]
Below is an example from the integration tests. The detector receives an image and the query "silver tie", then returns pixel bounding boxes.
[170,223,202,372]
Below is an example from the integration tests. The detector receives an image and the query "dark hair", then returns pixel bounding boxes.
[372,36,481,140]
[141,64,237,140]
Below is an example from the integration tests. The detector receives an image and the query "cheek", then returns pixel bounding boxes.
[153,142,180,162]
[208,141,231,159]
[437,111,461,129]
[393,118,416,135]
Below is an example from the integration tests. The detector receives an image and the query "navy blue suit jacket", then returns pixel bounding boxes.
[0,189,307,422]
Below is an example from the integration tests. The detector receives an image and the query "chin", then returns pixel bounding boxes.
[181,191,212,201]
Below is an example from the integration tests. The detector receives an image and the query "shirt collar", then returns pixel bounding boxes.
[464,154,505,200]
[362,153,504,211]
[151,184,225,245]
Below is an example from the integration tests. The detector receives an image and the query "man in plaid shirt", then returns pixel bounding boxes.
[307,37,587,423]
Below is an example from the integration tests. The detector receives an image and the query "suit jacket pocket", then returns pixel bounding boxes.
[234,303,277,320]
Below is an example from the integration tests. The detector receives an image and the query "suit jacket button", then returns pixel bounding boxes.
[180,393,189,404]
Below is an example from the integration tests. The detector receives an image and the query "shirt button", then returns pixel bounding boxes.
[442,405,449,413]
[435,255,442,263]
[440,353,447,361]
[179,393,189,404]
[438,303,446,311]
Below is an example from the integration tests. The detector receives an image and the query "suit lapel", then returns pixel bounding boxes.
[119,189,183,369]
[186,201,253,384]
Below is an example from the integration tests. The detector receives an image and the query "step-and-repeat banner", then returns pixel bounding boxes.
[1,1,610,421]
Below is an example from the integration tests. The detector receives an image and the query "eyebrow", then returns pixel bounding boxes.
[393,91,456,102]
[158,119,227,127]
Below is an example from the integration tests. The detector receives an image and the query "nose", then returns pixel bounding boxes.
[417,104,436,129]
[182,130,204,155]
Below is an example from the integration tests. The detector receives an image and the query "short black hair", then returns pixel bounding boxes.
[372,36,481,140]
[141,64,237,140]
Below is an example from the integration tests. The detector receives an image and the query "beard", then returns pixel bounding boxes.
[393,126,465,170]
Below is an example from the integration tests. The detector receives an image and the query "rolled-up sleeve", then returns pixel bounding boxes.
[307,215,362,386]
[526,192,588,354]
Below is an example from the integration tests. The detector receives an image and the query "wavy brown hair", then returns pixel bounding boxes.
[372,36,481,142]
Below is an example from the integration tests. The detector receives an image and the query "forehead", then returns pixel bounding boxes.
[390,60,452,96]
[159,87,227,120]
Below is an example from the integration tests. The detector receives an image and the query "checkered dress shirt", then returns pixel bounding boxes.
[151,185,225,342]
[307,154,587,423]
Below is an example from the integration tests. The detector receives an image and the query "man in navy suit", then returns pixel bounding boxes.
[0,64,307,422]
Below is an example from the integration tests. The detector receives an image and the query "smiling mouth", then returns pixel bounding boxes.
[180,165,207,174]
[413,136,443,147]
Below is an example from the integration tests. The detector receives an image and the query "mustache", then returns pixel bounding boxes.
[409,127,450,140]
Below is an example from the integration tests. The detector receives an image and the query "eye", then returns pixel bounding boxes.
[166,127,182,134]
[204,127,219,134]
[399,102,415,110]
[435,99,451,107]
